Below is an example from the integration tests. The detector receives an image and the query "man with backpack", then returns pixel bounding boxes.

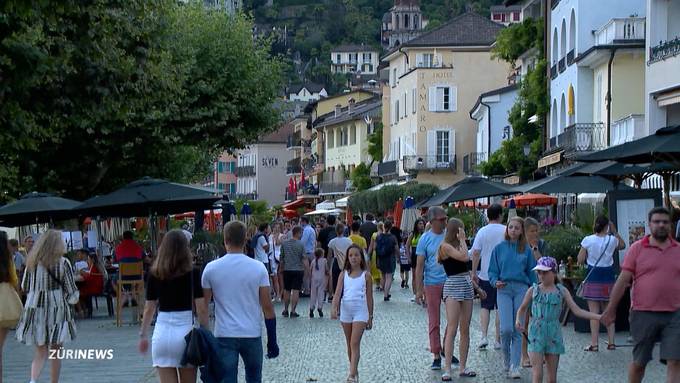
[253,224,272,276]
[375,220,399,301]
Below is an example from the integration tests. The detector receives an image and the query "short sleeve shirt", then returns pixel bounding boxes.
[622,236,680,312]
[255,235,269,264]
[471,223,506,281]
[580,234,618,267]
[146,268,203,312]
[280,239,305,271]
[415,230,447,286]
[301,224,317,255]
[201,253,270,338]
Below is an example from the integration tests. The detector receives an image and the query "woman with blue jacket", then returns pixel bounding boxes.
[488,217,537,380]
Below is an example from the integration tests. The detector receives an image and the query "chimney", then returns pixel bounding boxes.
[334,104,342,117]
[348,98,356,114]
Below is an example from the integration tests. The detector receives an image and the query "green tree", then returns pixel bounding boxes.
[350,162,373,192]
[367,122,383,167]
[0,1,283,201]
[482,18,547,181]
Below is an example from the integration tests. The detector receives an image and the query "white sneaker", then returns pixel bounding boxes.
[508,367,521,379]
[494,341,502,350]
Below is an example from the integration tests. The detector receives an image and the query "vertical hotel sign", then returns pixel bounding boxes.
[418,69,453,132]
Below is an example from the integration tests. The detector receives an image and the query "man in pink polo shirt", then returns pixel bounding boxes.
[602,206,680,383]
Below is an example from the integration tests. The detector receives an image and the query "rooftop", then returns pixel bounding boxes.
[332,44,379,53]
[401,12,504,48]
[315,97,382,129]
[288,82,326,94]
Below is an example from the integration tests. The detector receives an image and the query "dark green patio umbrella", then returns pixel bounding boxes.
[0,192,81,227]
[75,177,219,217]
[515,175,633,194]
[569,161,675,187]
[576,125,680,165]
[421,177,516,207]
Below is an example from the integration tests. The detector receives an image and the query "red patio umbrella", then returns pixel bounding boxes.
[504,193,558,208]
[346,207,353,227]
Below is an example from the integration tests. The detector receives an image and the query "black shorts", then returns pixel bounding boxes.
[479,279,497,310]
[400,262,412,272]
[283,270,304,291]
[331,258,342,292]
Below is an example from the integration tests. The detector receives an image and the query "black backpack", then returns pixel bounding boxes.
[247,233,264,258]
[375,233,393,259]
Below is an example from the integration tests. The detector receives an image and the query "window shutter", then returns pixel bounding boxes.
[448,129,455,163]
[436,87,445,111]
[412,88,416,114]
[436,54,443,67]
[416,54,424,68]
[404,92,408,117]
[428,87,437,112]
[427,130,436,168]
[449,86,457,112]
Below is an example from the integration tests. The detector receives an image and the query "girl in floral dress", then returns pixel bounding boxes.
[515,257,601,383]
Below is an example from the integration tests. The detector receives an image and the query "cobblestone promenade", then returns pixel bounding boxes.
[4,286,666,382]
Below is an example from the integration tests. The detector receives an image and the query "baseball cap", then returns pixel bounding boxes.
[532,256,557,272]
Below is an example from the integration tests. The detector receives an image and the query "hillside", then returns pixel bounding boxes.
[245,0,505,93]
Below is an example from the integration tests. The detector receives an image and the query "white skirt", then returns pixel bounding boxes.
[152,310,193,368]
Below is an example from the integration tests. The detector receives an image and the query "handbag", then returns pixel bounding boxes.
[576,235,611,298]
[182,268,204,367]
[0,282,23,328]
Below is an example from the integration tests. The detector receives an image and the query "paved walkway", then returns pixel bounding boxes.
[3,286,666,382]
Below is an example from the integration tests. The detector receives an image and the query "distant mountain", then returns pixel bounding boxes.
[245,0,505,93]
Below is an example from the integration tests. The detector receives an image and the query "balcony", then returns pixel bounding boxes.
[403,154,457,174]
[235,165,255,177]
[226,192,258,201]
[463,152,487,175]
[551,0,560,10]
[611,114,644,146]
[595,17,645,46]
[302,156,317,172]
[558,57,565,73]
[319,180,353,195]
[566,49,575,66]
[286,157,302,175]
[287,133,302,149]
[550,64,557,80]
[377,160,398,178]
[555,123,606,156]
[650,37,680,64]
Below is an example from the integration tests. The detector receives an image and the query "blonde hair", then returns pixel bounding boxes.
[377,222,385,233]
[26,229,66,271]
[151,229,193,280]
[439,218,465,264]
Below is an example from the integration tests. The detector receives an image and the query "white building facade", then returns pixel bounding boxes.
[331,45,380,75]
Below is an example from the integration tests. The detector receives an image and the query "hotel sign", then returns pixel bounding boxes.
[538,151,562,168]
[503,175,521,185]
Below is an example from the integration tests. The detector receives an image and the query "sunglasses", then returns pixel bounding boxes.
[433,217,447,222]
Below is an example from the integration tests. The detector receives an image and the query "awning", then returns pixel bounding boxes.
[336,196,349,208]
[657,88,680,107]
[282,198,308,210]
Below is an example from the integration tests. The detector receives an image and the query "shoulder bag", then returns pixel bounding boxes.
[576,235,611,299]
[0,282,22,328]
[182,268,205,367]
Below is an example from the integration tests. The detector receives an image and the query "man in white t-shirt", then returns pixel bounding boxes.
[328,223,353,297]
[202,221,279,382]
[471,204,506,350]
[255,223,272,275]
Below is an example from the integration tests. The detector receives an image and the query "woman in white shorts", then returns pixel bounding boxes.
[139,230,210,383]
[332,245,374,383]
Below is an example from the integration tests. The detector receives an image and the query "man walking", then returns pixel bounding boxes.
[202,221,279,383]
[415,206,457,370]
[279,226,306,318]
[375,220,399,301]
[299,216,317,294]
[328,223,353,298]
[318,215,337,256]
[602,207,680,383]
[254,223,272,282]
[359,213,378,248]
[471,203,505,350]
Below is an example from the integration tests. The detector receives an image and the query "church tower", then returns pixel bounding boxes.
[381,0,428,49]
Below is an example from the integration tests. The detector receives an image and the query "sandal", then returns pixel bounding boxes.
[584,345,599,352]
[441,371,452,381]
[521,360,532,368]
[459,368,477,377]
[607,343,616,350]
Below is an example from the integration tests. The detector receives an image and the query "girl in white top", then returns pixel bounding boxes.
[331,244,374,383]
[269,223,284,302]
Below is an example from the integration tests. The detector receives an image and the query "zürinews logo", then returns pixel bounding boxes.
[49,348,114,360]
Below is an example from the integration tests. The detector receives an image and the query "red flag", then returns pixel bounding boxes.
[293,176,298,194]
[300,168,306,186]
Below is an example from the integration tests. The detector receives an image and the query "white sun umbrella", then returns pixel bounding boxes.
[400,196,420,233]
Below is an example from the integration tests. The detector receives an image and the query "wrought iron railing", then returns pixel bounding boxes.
[558,57,566,73]
[463,152,487,175]
[319,180,353,194]
[403,155,457,174]
[558,123,606,154]
[566,50,575,65]
[377,160,398,177]
[235,165,255,177]
[287,133,302,149]
[650,37,680,64]
[550,64,557,80]
[286,157,301,175]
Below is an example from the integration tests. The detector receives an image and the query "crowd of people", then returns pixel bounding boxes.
[0,205,679,382]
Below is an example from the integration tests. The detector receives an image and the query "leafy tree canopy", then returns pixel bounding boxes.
[350,162,373,192]
[0,0,283,201]
[367,122,383,167]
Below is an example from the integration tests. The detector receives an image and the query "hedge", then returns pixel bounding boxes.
[348,182,439,215]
